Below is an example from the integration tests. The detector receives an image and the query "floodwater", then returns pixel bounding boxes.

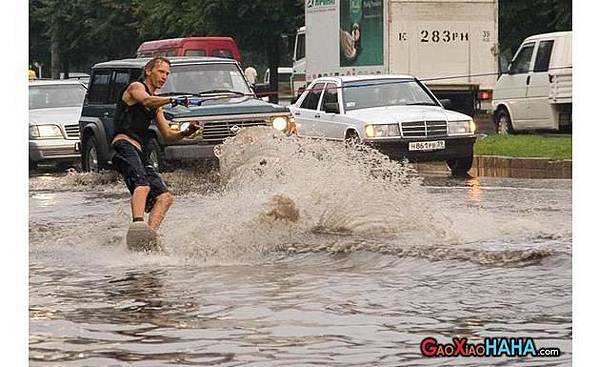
[30,128,571,366]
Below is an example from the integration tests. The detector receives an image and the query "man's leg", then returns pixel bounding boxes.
[148,192,174,231]
[131,185,151,220]
[112,140,151,222]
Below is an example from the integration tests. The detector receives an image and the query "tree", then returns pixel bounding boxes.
[30,0,141,78]
[202,0,304,103]
[29,1,51,77]
[87,0,141,60]
[30,0,92,78]
[499,0,571,55]
[134,0,304,103]
[133,0,208,41]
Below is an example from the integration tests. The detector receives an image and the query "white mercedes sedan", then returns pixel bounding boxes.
[29,79,86,169]
[289,75,477,176]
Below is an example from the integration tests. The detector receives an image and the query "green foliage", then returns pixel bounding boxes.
[29,0,140,76]
[200,0,303,46]
[474,134,572,159]
[29,1,50,70]
[499,0,571,55]
[133,0,207,41]
[30,0,570,82]
[87,0,140,58]
[196,0,304,102]
[30,0,304,82]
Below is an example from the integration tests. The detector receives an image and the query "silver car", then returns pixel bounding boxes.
[29,79,86,169]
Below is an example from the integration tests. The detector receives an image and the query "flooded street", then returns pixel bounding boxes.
[30,129,571,366]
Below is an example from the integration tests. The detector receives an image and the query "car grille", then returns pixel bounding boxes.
[400,120,447,138]
[64,124,80,139]
[42,147,77,157]
[202,119,269,143]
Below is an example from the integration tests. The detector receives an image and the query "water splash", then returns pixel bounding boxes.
[29,167,221,197]
[29,127,567,266]
[163,127,459,263]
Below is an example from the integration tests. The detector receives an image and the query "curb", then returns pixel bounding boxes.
[413,156,572,179]
[472,155,572,179]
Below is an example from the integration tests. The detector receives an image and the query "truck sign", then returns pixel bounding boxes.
[339,0,384,67]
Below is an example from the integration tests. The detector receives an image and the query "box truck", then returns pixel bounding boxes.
[292,0,499,116]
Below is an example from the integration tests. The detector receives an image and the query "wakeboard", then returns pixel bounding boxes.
[126,222,162,252]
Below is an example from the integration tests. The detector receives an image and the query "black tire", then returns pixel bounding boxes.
[495,108,514,135]
[447,156,473,177]
[145,137,166,173]
[344,130,361,146]
[81,135,102,172]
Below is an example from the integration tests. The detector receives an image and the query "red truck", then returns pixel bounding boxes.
[136,37,242,62]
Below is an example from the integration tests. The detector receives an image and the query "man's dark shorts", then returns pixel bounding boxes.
[112,140,169,213]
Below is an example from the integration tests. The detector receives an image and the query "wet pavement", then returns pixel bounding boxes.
[29,129,571,366]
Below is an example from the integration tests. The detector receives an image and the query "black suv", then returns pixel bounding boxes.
[79,57,294,171]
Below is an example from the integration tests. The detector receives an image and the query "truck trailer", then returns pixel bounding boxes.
[292,0,499,116]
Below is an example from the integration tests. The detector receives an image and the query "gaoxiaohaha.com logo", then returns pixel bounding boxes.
[420,337,561,358]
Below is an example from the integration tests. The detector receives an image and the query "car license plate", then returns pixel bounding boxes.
[408,140,445,151]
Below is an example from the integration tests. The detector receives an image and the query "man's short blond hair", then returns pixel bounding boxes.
[143,56,171,79]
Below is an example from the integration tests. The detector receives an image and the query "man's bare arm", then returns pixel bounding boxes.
[124,82,171,110]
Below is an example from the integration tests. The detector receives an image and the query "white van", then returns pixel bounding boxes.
[492,31,572,133]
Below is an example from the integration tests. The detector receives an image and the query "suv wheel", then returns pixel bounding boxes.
[496,109,514,135]
[82,135,101,172]
[447,156,473,177]
[145,138,166,172]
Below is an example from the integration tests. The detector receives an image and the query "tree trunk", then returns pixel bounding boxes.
[63,58,70,79]
[267,37,280,105]
[50,29,61,79]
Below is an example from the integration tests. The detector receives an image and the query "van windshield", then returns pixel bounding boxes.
[157,63,252,95]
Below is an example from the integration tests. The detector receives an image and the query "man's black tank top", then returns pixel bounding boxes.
[113,81,156,147]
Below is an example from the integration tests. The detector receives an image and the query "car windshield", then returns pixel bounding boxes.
[157,63,252,95]
[29,84,86,110]
[342,79,438,111]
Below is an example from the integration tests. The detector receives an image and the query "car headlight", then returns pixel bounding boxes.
[29,125,39,139]
[365,124,400,138]
[447,120,475,135]
[271,116,289,132]
[30,125,62,139]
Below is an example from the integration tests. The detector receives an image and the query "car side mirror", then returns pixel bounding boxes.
[324,102,340,114]
[439,99,452,109]
[499,61,509,75]
[498,51,511,75]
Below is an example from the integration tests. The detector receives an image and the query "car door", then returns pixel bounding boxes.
[317,82,344,140]
[527,39,554,127]
[495,42,535,128]
[293,82,326,138]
